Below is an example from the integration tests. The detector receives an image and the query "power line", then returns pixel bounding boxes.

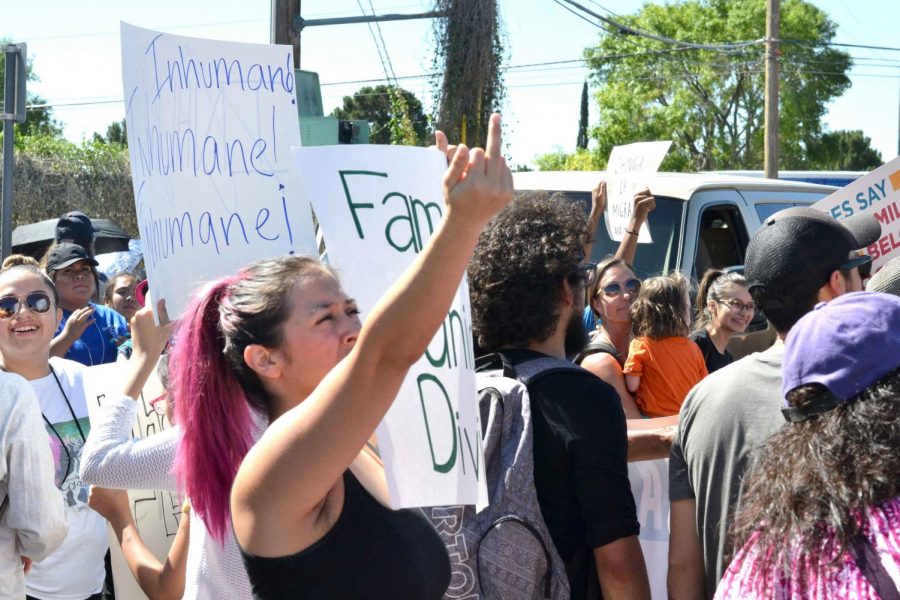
[553,0,765,51]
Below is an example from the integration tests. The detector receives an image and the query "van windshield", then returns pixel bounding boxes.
[528,191,685,278]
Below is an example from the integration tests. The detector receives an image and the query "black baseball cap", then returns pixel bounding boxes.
[744,207,880,310]
[46,243,100,272]
[55,211,95,249]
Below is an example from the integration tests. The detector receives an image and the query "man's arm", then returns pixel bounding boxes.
[668,499,705,600]
[594,535,651,599]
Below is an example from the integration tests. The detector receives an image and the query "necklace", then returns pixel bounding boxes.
[41,364,87,486]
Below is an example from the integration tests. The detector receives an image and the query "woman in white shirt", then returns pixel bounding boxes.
[0,257,108,600]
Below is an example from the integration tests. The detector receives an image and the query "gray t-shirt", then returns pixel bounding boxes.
[669,342,786,598]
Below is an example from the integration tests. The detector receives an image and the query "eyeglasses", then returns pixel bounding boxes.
[149,392,168,417]
[0,292,53,319]
[839,253,873,279]
[599,278,642,298]
[718,298,756,313]
[578,262,598,287]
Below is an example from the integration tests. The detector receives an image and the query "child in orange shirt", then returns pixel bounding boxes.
[623,272,708,417]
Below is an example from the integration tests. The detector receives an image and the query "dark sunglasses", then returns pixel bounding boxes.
[839,254,873,279]
[0,292,53,319]
[599,278,641,298]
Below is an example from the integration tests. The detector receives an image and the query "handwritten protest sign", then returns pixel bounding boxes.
[120,23,317,317]
[292,145,488,510]
[812,156,900,274]
[85,362,177,600]
[628,458,670,599]
[605,141,672,243]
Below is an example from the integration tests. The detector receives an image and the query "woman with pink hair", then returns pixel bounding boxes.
[81,116,513,599]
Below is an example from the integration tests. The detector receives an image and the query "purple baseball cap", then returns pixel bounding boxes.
[781,291,900,422]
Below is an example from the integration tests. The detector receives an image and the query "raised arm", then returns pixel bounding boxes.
[614,188,656,266]
[89,487,190,600]
[80,302,178,491]
[582,180,607,260]
[231,115,514,551]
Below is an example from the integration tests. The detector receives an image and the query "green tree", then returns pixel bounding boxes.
[534,147,602,171]
[331,85,429,146]
[577,81,589,150]
[432,0,505,148]
[806,129,882,171]
[92,119,128,146]
[585,0,851,171]
[0,39,63,138]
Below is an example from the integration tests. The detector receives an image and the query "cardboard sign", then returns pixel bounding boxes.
[628,458,670,599]
[812,156,900,273]
[84,362,178,600]
[605,141,672,242]
[120,23,317,318]
[292,145,488,510]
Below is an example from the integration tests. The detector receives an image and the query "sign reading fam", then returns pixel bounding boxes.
[292,145,488,510]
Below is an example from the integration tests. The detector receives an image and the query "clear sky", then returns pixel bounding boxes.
[3,0,898,168]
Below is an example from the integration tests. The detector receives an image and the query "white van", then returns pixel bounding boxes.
[513,171,838,356]
[513,170,837,280]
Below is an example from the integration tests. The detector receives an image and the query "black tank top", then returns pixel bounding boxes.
[240,470,451,599]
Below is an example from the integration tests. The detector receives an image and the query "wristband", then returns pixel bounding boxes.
[625,229,639,236]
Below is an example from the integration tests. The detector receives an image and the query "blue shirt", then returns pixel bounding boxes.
[56,303,129,366]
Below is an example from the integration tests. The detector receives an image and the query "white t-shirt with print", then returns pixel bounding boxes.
[25,357,108,600]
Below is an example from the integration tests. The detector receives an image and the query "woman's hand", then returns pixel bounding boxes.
[89,486,134,529]
[632,188,656,225]
[61,306,95,341]
[591,180,608,222]
[441,113,514,231]
[130,299,174,361]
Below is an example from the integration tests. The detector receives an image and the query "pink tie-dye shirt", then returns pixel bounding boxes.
[715,497,900,599]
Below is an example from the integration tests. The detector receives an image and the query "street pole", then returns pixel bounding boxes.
[272,0,301,68]
[764,0,779,179]
[1,44,27,260]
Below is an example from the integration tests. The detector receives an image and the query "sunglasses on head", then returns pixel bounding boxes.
[599,278,641,298]
[0,292,53,319]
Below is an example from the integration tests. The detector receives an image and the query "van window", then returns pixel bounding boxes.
[522,190,685,278]
[755,202,803,223]
[694,204,750,278]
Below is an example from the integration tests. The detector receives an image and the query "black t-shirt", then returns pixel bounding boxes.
[240,471,450,599]
[502,349,640,600]
[689,329,734,374]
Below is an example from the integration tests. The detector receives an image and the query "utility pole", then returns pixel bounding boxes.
[764,0,779,179]
[271,0,301,68]
[1,43,27,259]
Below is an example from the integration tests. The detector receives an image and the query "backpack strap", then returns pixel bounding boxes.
[572,337,621,366]
[476,352,586,386]
[849,531,900,600]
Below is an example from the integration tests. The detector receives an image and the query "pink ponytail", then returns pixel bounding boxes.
[171,277,257,543]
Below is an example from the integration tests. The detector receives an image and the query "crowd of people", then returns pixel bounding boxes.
[1,113,898,600]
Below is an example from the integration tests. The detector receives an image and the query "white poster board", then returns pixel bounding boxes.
[292,145,487,510]
[120,23,317,318]
[605,141,672,242]
[84,362,178,600]
[628,458,670,599]
[811,156,900,274]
